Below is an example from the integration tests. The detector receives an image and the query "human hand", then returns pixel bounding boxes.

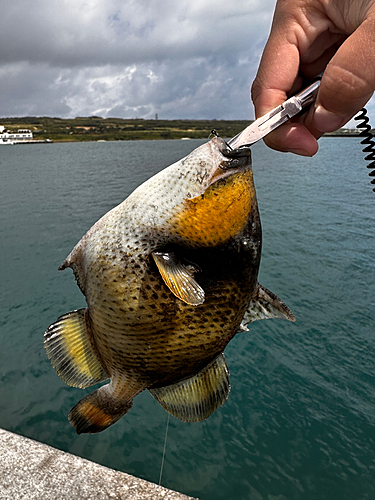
[251,0,375,156]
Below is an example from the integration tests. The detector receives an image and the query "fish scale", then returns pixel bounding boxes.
[44,137,295,434]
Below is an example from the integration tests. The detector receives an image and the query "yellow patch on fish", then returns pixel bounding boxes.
[61,315,93,378]
[44,309,108,389]
[170,169,255,246]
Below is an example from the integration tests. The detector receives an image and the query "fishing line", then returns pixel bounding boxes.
[158,413,170,486]
[354,107,375,193]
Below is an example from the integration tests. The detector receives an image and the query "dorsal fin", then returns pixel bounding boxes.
[152,251,205,305]
[44,308,109,389]
[149,353,230,422]
[241,283,295,328]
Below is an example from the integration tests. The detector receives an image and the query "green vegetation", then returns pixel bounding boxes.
[0,116,363,142]
[0,116,253,142]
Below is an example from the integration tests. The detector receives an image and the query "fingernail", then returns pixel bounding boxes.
[313,105,346,133]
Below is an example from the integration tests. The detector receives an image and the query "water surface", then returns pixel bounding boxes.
[1,138,374,500]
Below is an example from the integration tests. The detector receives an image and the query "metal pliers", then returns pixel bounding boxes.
[228,76,322,150]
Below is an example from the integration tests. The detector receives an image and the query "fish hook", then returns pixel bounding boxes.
[209,129,219,139]
[209,128,234,151]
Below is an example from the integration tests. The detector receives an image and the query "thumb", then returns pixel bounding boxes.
[313,16,375,133]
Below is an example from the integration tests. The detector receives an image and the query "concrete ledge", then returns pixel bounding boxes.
[0,429,197,500]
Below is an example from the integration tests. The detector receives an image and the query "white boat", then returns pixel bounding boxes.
[0,138,14,145]
[0,125,33,145]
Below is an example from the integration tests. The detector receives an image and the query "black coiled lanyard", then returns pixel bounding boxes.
[354,108,375,193]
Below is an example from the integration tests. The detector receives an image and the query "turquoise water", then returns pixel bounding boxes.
[1,138,374,499]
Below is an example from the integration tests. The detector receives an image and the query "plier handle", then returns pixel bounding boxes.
[228,75,322,150]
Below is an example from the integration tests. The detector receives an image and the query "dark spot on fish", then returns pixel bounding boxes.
[196,171,209,185]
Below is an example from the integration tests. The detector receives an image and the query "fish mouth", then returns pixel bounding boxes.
[209,137,252,186]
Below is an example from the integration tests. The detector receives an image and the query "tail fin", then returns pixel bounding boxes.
[68,386,133,434]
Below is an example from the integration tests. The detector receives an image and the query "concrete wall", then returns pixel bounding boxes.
[0,429,197,500]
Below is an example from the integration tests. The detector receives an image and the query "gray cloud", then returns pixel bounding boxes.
[0,0,374,123]
[0,0,273,119]
[0,1,271,65]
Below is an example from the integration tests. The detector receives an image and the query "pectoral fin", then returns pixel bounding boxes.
[152,251,205,305]
[44,308,109,389]
[241,283,295,329]
[149,353,230,422]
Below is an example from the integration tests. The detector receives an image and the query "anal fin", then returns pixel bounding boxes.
[149,353,230,422]
[44,308,108,389]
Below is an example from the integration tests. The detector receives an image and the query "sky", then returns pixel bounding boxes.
[0,0,374,124]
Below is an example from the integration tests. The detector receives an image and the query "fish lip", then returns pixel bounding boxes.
[221,143,252,160]
[208,137,252,186]
[212,136,252,159]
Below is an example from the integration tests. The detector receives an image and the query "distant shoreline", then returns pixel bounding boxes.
[0,116,367,143]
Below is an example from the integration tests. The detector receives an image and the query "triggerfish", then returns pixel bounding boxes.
[44,137,295,434]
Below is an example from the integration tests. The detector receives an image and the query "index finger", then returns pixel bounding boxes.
[251,17,302,117]
[251,36,319,155]
[250,15,320,154]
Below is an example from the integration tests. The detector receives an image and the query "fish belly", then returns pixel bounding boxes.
[85,240,257,389]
